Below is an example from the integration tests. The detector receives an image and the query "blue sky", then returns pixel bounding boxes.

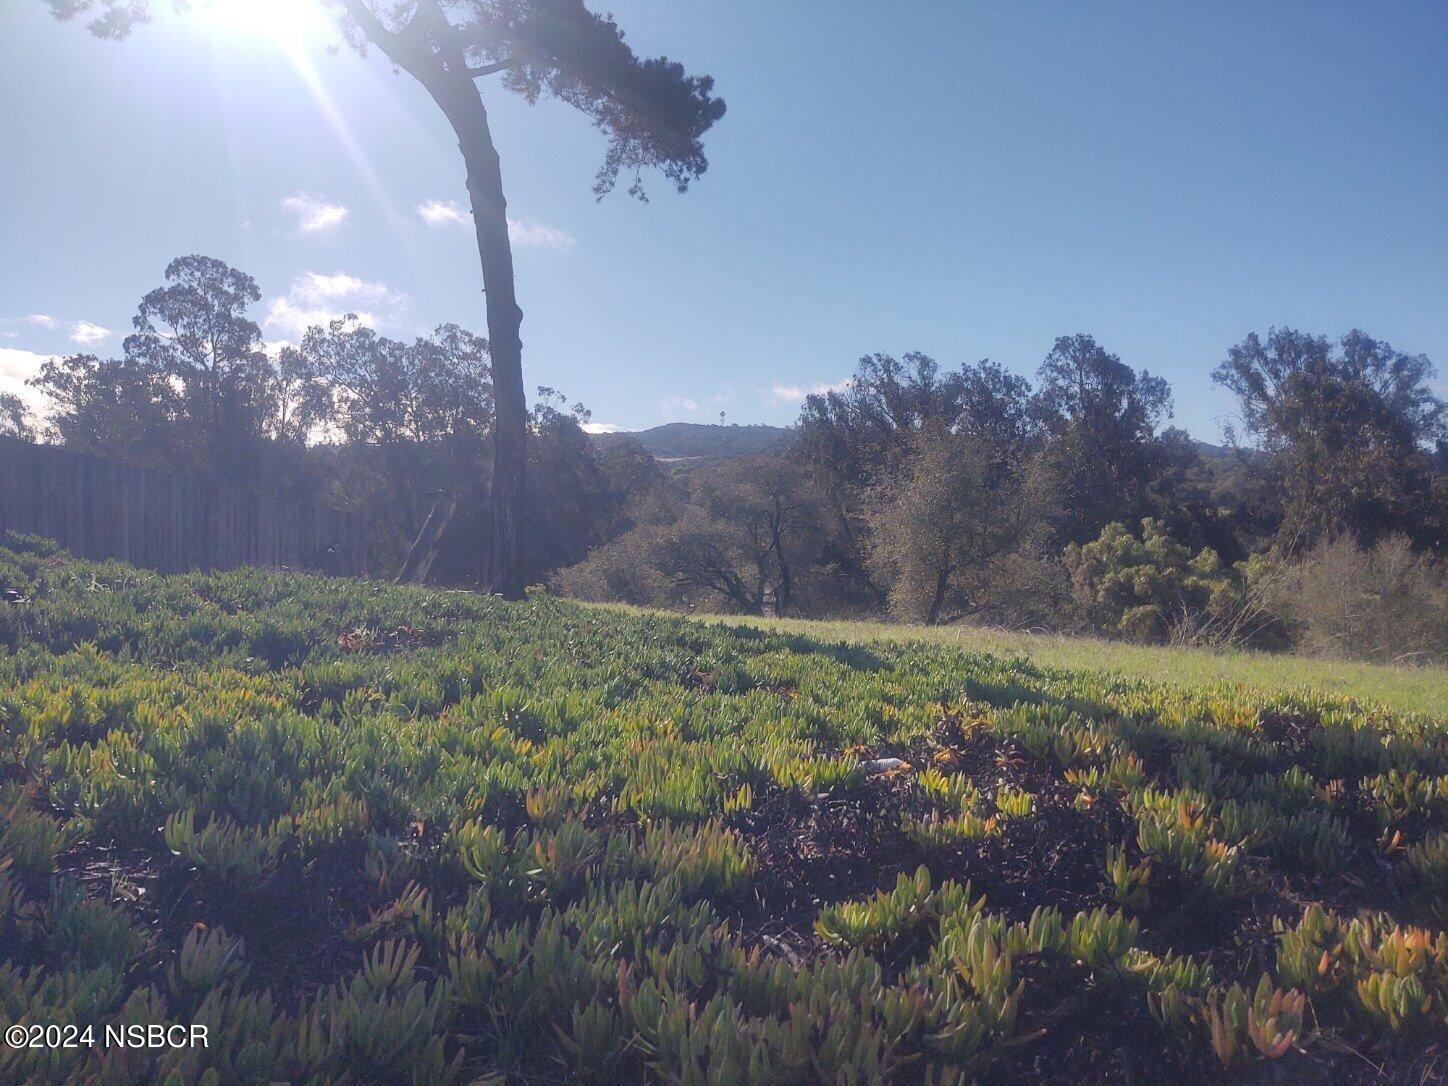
[2,1,1445,438]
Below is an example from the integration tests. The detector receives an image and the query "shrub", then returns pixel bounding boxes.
[1270,535,1448,665]
[551,527,679,607]
[1063,519,1275,647]
[959,548,1083,632]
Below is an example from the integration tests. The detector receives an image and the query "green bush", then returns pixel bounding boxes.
[1064,518,1264,646]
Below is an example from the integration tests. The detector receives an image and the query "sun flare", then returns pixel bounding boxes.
[190,0,333,49]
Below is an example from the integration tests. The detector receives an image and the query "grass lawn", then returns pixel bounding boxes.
[637,608,1447,719]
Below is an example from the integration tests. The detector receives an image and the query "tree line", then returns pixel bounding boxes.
[5,255,615,586]
[5,253,1444,662]
[561,332,1447,663]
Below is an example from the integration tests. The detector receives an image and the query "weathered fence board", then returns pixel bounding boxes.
[0,437,367,575]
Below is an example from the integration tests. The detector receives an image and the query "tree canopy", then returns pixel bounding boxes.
[1031,333,1175,543]
[31,256,275,476]
[0,394,34,441]
[1214,327,1447,549]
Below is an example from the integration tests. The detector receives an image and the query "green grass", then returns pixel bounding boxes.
[635,608,1447,718]
[2,535,1445,1084]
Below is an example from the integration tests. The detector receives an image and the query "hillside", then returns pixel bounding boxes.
[592,422,1245,469]
[0,535,1443,1084]
[590,421,791,459]
[624,609,1447,718]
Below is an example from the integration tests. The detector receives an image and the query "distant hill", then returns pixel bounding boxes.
[1192,440,1235,460]
[590,423,1240,467]
[590,423,791,460]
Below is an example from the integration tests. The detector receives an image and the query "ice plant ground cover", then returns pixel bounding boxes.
[0,532,1443,1084]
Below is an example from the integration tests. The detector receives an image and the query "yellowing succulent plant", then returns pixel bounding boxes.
[0,537,1442,1084]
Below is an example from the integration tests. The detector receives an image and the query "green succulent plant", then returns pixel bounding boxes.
[0,537,1442,1083]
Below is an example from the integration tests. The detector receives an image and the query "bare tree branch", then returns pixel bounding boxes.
[467,58,522,78]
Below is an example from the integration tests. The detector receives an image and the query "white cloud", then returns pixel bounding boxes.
[580,421,623,435]
[261,339,297,361]
[0,348,56,419]
[69,321,111,347]
[416,199,470,227]
[660,395,700,419]
[765,378,853,406]
[2,316,110,348]
[265,299,344,340]
[508,219,576,252]
[263,271,409,339]
[293,272,398,306]
[417,201,575,252]
[1,314,60,339]
[279,191,351,233]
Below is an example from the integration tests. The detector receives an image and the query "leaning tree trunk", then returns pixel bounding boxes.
[395,490,459,585]
[344,0,528,599]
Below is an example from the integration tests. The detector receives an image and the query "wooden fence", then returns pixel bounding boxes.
[0,437,367,575]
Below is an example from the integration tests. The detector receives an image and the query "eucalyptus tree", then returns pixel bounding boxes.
[795,353,1039,603]
[1032,333,1173,544]
[29,255,271,476]
[290,315,494,571]
[45,0,726,596]
[0,394,35,442]
[1215,327,1446,550]
[124,255,275,475]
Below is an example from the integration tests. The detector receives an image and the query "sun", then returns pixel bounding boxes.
[190,0,334,49]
